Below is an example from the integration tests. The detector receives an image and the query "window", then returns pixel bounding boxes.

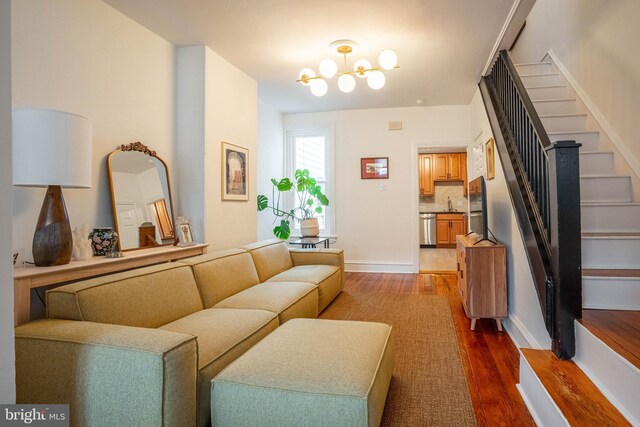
[284,126,335,236]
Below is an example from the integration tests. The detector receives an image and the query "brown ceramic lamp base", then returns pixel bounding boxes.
[32,185,72,267]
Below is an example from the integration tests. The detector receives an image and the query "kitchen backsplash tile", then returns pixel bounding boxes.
[419,182,467,213]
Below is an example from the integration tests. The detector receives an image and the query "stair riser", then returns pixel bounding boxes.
[526,86,572,99]
[582,205,640,233]
[580,153,614,176]
[521,74,565,87]
[533,100,577,115]
[517,353,569,427]
[549,132,600,151]
[582,238,640,269]
[575,324,640,426]
[580,177,632,203]
[583,276,640,310]
[515,63,555,74]
[541,115,587,132]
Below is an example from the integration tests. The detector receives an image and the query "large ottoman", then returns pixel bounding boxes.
[211,318,395,427]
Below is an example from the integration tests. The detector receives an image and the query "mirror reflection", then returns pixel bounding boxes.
[108,143,175,251]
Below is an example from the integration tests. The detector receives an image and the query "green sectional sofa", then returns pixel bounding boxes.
[14,239,344,427]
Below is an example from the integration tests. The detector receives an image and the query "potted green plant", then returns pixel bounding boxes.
[257,169,329,240]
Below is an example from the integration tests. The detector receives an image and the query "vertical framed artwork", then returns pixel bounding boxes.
[360,157,389,179]
[177,216,195,247]
[485,137,495,180]
[222,141,249,200]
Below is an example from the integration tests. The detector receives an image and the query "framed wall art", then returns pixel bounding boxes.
[485,137,495,180]
[177,216,195,247]
[222,141,249,201]
[360,157,389,179]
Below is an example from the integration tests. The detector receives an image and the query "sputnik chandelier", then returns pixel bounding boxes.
[297,40,399,96]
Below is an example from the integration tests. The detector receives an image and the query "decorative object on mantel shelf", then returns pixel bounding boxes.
[177,216,196,247]
[257,169,329,240]
[297,39,399,96]
[72,224,93,260]
[89,227,118,256]
[12,107,93,267]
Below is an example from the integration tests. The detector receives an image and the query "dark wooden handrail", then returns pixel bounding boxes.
[480,50,582,360]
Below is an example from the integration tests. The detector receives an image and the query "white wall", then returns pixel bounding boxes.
[284,106,470,272]
[510,0,640,177]
[177,46,258,251]
[257,100,284,241]
[11,0,176,261]
[469,89,551,349]
[0,0,16,404]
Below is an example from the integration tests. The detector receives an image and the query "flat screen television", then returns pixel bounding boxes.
[468,176,489,242]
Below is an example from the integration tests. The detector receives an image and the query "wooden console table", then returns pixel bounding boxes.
[13,244,208,326]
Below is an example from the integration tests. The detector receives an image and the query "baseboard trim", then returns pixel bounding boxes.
[345,260,414,273]
[546,49,640,181]
[502,313,545,349]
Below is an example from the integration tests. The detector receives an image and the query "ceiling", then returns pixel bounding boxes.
[104,0,523,114]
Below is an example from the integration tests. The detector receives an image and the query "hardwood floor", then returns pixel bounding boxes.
[580,309,640,370]
[344,272,534,427]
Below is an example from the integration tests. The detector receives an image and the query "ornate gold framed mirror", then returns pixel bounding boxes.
[107,142,177,251]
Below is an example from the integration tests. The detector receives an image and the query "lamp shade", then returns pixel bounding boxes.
[12,107,93,188]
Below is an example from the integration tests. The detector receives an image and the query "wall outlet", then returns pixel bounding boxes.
[379,184,387,191]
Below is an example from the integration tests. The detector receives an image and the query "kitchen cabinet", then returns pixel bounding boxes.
[436,213,467,248]
[418,154,434,196]
[432,153,468,196]
[456,234,507,331]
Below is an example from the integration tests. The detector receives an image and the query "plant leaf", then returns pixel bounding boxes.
[306,199,314,206]
[257,195,268,211]
[276,178,293,191]
[315,206,323,214]
[273,220,291,240]
[270,178,278,186]
[318,194,329,206]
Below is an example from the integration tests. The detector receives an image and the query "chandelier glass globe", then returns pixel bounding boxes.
[353,59,372,78]
[319,59,338,78]
[310,79,328,97]
[338,74,356,93]
[367,70,386,90]
[378,50,398,70]
[298,68,316,86]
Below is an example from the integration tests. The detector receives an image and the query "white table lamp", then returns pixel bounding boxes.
[13,107,93,266]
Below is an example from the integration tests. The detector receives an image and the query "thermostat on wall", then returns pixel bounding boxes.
[387,121,402,131]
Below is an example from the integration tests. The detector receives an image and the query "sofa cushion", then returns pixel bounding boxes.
[241,239,293,282]
[179,249,260,307]
[159,308,279,427]
[267,265,342,312]
[46,263,203,328]
[211,319,395,427]
[214,282,318,323]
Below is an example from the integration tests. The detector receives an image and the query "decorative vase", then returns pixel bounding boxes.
[89,227,118,256]
[300,218,320,237]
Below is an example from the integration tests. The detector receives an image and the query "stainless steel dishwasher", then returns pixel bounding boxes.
[419,213,437,247]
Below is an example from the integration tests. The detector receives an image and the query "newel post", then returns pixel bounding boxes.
[546,140,582,359]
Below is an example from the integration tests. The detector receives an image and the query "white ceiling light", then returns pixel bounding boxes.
[297,40,398,96]
[319,59,338,78]
[378,49,398,70]
[310,79,328,97]
[367,70,386,90]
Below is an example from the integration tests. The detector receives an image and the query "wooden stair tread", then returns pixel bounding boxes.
[582,269,640,277]
[521,349,631,426]
[580,309,640,370]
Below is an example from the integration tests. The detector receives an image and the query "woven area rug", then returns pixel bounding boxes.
[320,292,477,427]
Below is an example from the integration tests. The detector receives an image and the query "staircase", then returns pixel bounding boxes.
[514,59,640,426]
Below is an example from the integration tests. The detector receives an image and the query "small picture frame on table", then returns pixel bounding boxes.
[360,157,389,179]
[177,216,195,247]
